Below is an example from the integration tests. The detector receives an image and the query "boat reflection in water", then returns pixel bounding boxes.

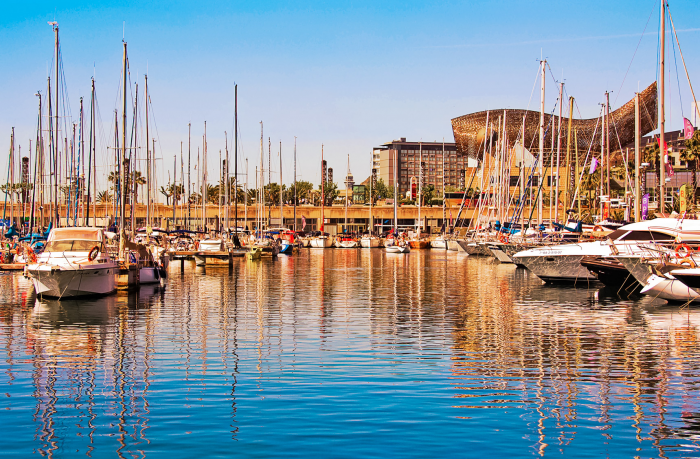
[3,252,700,457]
[15,285,164,457]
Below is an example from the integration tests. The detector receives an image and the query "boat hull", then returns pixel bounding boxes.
[194,251,232,266]
[447,240,460,251]
[386,245,410,253]
[430,239,448,250]
[360,237,380,248]
[140,266,161,284]
[310,237,333,248]
[618,257,700,303]
[516,254,596,283]
[27,263,118,298]
[408,240,429,250]
[488,244,513,263]
[580,256,641,293]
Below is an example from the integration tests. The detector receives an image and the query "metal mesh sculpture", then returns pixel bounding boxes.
[451,82,658,163]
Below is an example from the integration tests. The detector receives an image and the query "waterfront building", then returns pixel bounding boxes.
[373,138,476,196]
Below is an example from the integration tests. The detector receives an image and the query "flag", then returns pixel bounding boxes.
[602,201,610,220]
[685,118,695,140]
[680,184,687,213]
[301,215,306,230]
[658,137,668,153]
[589,157,598,174]
[666,160,674,178]
[641,193,649,220]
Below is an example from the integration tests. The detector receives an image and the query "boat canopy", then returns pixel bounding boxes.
[199,239,223,251]
[48,227,102,242]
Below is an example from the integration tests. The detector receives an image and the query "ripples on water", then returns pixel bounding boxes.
[2,251,700,457]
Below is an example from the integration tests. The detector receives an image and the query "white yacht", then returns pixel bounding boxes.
[430,235,448,250]
[25,227,118,298]
[360,235,381,248]
[513,219,700,283]
[309,234,333,248]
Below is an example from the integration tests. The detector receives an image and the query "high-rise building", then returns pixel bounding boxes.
[374,138,475,196]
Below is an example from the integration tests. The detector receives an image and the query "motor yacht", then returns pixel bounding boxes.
[513,219,700,283]
[24,227,118,298]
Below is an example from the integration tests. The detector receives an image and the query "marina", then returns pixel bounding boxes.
[2,0,700,456]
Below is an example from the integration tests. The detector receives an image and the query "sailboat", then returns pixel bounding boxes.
[310,144,333,248]
[361,153,381,248]
[385,149,409,254]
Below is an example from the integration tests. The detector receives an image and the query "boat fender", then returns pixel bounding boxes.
[679,257,697,268]
[676,243,692,258]
[88,246,100,262]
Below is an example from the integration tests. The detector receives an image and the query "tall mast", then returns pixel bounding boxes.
[131,83,138,233]
[605,91,610,197]
[188,123,191,230]
[180,143,184,227]
[659,0,666,210]
[86,79,94,226]
[119,40,127,259]
[566,97,574,216]
[345,153,349,232]
[53,23,60,226]
[34,92,42,233]
[369,152,373,235]
[418,141,422,234]
[260,122,264,233]
[145,74,150,228]
[244,158,248,231]
[634,92,641,221]
[173,154,176,228]
[442,139,445,235]
[225,132,229,233]
[203,121,207,231]
[555,82,563,223]
[393,148,398,234]
[321,144,325,232]
[10,128,15,229]
[279,141,283,228]
[294,137,297,233]
[538,59,545,225]
[268,137,271,226]
[234,84,238,234]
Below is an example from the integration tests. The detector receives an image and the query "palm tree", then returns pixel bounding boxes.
[579,167,601,212]
[682,130,700,206]
[96,190,112,203]
[131,171,146,203]
[159,185,172,205]
[206,184,219,204]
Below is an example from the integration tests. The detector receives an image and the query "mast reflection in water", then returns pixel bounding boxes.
[2,252,700,457]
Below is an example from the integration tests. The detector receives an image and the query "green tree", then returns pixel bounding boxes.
[264,182,281,205]
[420,184,435,206]
[373,178,393,201]
[246,188,258,204]
[285,180,314,204]
[318,181,339,206]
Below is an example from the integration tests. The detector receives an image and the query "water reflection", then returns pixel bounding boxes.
[1,253,700,457]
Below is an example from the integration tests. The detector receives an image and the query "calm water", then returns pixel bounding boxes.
[2,250,700,457]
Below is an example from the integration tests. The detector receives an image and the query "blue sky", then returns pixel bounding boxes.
[1,0,698,197]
